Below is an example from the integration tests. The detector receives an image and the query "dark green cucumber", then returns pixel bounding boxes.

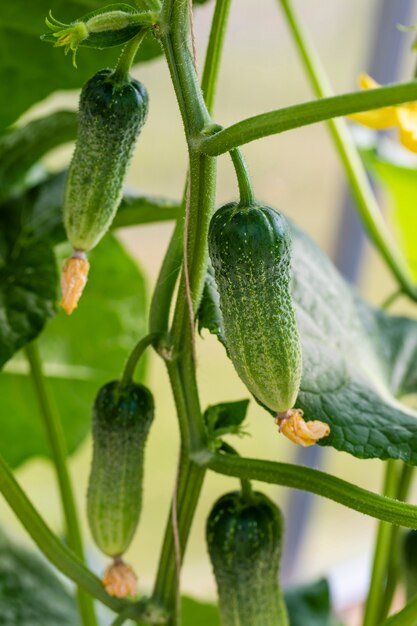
[403,529,417,600]
[87,380,154,557]
[64,68,148,252]
[208,202,302,413]
[206,490,288,626]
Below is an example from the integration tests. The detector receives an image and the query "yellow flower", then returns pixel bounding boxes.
[350,73,417,153]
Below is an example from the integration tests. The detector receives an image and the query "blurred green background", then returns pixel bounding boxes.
[2,0,417,622]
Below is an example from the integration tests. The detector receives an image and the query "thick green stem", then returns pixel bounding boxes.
[149,0,232,337]
[275,0,417,301]
[362,460,399,626]
[160,0,210,136]
[206,452,417,528]
[197,79,417,157]
[150,2,233,622]
[25,342,97,626]
[0,451,126,612]
[170,151,216,348]
[381,464,414,619]
[152,453,205,624]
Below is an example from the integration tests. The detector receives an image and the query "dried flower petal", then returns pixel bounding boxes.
[60,253,90,315]
[103,559,138,598]
[276,409,330,447]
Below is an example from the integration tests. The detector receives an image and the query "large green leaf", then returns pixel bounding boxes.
[199,220,417,464]
[0,234,147,468]
[0,532,79,625]
[0,192,57,370]
[0,0,211,130]
[362,148,417,281]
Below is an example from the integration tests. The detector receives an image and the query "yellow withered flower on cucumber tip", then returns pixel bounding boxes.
[350,73,417,153]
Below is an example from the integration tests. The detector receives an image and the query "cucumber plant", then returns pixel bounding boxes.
[2,2,417,626]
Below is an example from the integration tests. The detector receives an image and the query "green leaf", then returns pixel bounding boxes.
[199,219,417,465]
[0,111,78,204]
[0,196,57,370]
[204,399,249,438]
[0,234,147,468]
[0,531,79,625]
[285,578,341,626]
[198,263,227,349]
[361,147,417,281]
[181,596,221,626]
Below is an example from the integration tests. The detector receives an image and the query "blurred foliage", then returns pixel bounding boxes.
[362,145,417,281]
[0,235,147,468]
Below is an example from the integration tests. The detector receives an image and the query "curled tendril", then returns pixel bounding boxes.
[44,12,88,68]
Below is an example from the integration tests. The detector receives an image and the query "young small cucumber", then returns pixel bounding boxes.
[206,490,289,626]
[64,68,148,252]
[87,380,154,558]
[208,202,302,414]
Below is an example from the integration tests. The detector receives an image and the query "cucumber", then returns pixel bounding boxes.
[64,68,148,253]
[87,380,154,558]
[403,530,417,600]
[206,490,288,626]
[208,202,302,414]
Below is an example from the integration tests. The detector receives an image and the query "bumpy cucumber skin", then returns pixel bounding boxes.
[206,490,288,626]
[208,202,302,413]
[64,69,148,252]
[87,380,154,557]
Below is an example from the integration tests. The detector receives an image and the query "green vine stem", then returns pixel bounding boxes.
[197,79,417,158]
[149,217,184,335]
[113,29,147,82]
[150,0,233,622]
[25,342,97,626]
[200,0,232,112]
[381,288,404,311]
[381,463,414,619]
[120,332,159,388]
[362,460,399,626]
[230,148,255,205]
[149,0,232,338]
[151,454,205,624]
[0,450,126,612]
[206,452,417,527]
[276,0,416,301]
[382,594,417,626]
